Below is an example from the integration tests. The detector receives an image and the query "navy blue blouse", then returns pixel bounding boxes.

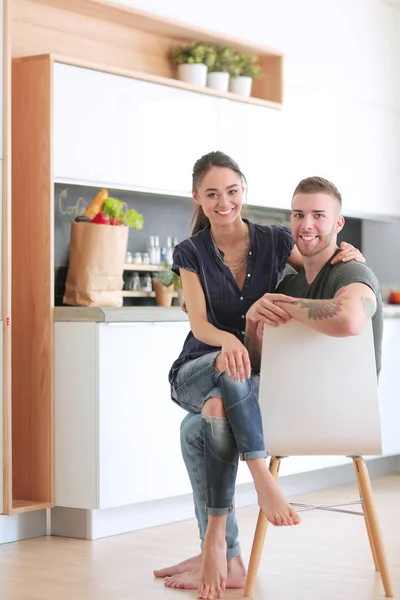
[169,220,294,387]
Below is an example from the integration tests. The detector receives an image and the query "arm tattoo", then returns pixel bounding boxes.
[361,296,375,318]
[291,298,343,320]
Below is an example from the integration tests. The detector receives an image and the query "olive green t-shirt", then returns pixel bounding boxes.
[277,252,383,377]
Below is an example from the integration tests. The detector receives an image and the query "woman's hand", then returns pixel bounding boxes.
[218,335,251,383]
[331,241,365,265]
[246,293,294,328]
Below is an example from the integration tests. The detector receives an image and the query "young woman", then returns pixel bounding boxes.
[168,151,363,599]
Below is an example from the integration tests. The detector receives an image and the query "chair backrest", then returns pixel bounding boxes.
[258,320,382,456]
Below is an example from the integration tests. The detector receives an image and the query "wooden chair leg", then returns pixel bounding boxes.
[354,457,393,597]
[352,457,380,572]
[243,456,281,597]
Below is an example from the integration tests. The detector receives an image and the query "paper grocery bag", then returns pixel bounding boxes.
[63,221,129,307]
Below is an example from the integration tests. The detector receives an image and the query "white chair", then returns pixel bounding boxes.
[244,320,393,597]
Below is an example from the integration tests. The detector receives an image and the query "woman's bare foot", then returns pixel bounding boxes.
[257,482,301,526]
[197,528,227,599]
[164,555,247,590]
[153,554,202,578]
[247,459,301,527]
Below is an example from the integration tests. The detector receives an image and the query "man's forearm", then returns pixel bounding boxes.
[276,292,374,337]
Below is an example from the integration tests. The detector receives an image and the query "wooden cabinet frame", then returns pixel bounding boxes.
[3,0,284,514]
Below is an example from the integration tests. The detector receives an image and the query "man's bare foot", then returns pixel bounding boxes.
[197,529,227,599]
[153,554,201,578]
[257,484,301,527]
[164,555,247,590]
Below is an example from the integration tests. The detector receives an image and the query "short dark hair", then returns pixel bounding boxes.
[292,176,342,207]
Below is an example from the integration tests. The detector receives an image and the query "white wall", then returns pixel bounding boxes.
[112,0,400,217]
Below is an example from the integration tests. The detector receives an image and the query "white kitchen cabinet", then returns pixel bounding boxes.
[98,321,192,507]
[378,318,400,456]
[53,63,221,196]
[333,99,400,219]
[55,320,191,510]
[218,99,285,210]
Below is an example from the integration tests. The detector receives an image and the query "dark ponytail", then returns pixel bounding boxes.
[191,205,210,236]
[190,151,247,235]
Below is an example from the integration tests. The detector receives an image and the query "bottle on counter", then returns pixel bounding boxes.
[149,235,161,265]
[160,246,167,265]
[149,236,156,264]
[154,236,161,265]
[165,236,174,266]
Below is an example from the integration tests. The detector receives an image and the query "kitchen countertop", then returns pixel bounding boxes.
[55,304,400,322]
[54,306,190,322]
[382,304,400,318]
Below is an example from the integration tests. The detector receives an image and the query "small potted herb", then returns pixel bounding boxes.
[229,52,263,98]
[171,41,217,88]
[206,45,237,92]
[153,266,175,307]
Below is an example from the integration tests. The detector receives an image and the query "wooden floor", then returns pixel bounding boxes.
[0,475,399,599]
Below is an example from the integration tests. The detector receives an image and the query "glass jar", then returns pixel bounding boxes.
[141,273,153,292]
[132,272,141,291]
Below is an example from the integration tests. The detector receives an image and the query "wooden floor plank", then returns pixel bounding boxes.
[0,475,398,599]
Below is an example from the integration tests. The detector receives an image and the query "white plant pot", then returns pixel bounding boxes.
[177,63,207,87]
[229,76,253,98]
[207,71,230,92]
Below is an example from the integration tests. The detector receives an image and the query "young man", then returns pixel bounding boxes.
[246,176,382,375]
[154,177,383,595]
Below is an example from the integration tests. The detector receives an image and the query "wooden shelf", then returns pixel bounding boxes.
[124,264,163,272]
[122,291,178,298]
[11,0,283,106]
[123,291,155,298]
[11,55,54,515]
[12,499,54,514]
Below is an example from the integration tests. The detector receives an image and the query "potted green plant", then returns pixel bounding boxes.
[206,45,237,92]
[171,41,217,88]
[153,266,175,307]
[229,52,263,97]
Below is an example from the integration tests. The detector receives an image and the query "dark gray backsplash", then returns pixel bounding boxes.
[362,219,400,288]
[54,183,362,305]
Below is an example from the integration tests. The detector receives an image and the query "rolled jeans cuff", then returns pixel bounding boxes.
[206,505,233,516]
[240,450,268,461]
[227,542,241,559]
[200,540,241,559]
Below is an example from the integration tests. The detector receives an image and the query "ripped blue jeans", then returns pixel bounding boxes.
[173,351,264,516]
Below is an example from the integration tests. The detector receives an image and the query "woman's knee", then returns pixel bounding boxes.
[202,396,226,418]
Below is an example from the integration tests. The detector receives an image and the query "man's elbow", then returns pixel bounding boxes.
[338,315,366,337]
